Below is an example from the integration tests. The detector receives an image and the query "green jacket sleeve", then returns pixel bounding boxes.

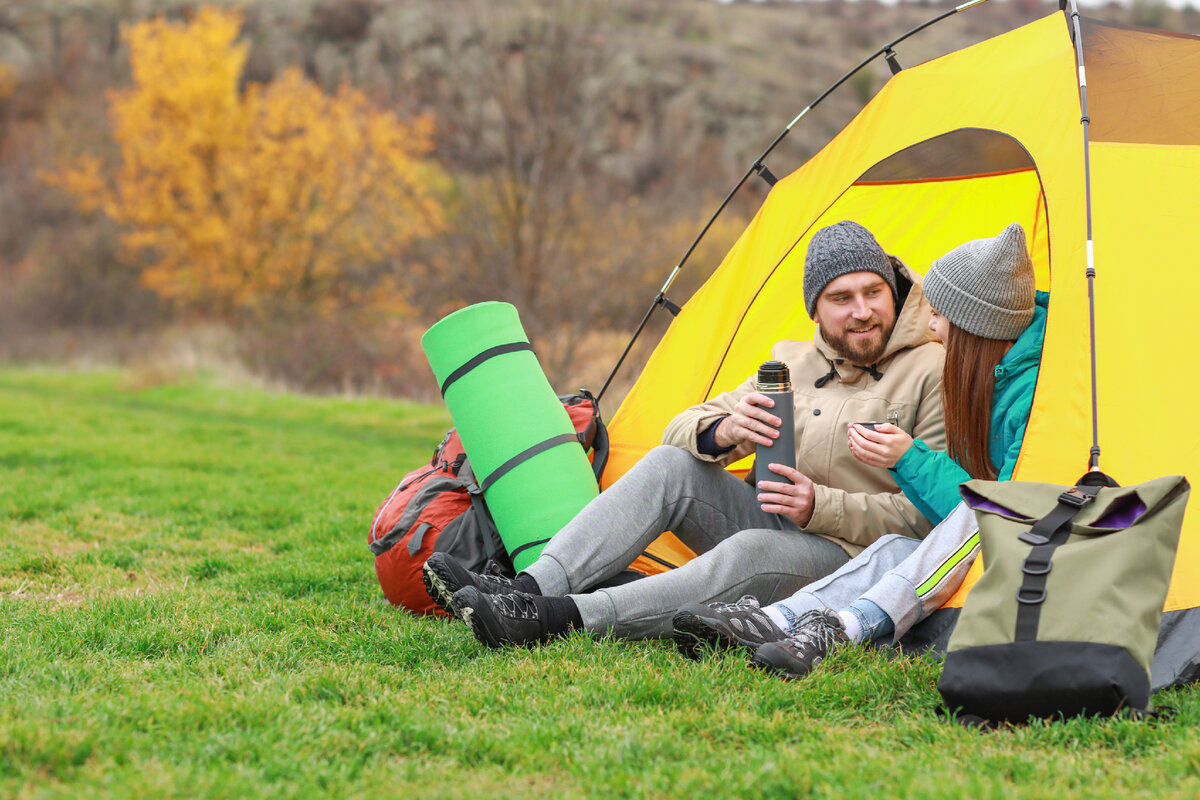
[891,400,1030,524]
[890,439,969,526]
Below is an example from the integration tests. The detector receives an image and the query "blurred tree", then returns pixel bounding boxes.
[0,65,15,102]
[416,0,693,388]
[46,7,447,323]
[1131,0,1174,30]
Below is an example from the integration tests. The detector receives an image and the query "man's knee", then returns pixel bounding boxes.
[632,445,709,486]
[721,527,847,577]
[641,444,696,469]
[710,527,792,565]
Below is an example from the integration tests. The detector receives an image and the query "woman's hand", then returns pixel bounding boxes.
[847,422,913,469]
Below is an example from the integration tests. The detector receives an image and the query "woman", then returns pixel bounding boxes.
[847,220,1045,526]
[672,222,1049,679]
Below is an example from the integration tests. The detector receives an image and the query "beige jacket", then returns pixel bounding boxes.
[661,261,946,556]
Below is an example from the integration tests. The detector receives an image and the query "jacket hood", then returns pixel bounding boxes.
[813,258,939,374]
[996,290,1049,381]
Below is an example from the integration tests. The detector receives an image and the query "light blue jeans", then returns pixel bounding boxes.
[845,598,895,643]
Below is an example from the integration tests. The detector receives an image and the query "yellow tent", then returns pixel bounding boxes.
[605,11,1200,689]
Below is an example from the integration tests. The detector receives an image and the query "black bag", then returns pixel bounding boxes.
[938,473,1190,724]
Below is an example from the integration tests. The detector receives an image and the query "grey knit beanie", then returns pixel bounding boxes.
[803,221,898,319]
[923,222,1035,340]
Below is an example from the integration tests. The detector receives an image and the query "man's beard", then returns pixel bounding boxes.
[825,318,894,364]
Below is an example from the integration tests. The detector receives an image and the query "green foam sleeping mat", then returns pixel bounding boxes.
[421,301,599,571]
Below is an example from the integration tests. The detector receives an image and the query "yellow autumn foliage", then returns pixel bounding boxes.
[48,6,447,320]
[0,65,15,101]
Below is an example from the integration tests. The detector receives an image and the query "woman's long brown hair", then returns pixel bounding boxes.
[941,324,1014,480]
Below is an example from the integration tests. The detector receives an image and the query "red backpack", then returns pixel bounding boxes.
[368,391,608,615]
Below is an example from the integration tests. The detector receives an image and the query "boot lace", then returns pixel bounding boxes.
[787,609,844,652]
[490,591,540,620]
[710,595,761,614]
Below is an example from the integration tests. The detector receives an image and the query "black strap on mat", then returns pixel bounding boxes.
[1013,483,1103,642]
[478,433,580,493]
[508,536,551,563]
[440,342,533,397]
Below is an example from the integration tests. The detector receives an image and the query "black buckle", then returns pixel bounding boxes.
[1016,587,1046,605]
[1057,488,1092,508]
[1021,556,1052,576]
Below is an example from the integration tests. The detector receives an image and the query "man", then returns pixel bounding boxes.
[674,223,1045,679]
[425,220,946,647]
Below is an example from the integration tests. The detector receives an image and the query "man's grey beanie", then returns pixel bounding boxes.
[923,222,1035,340]
[803,221,897,318]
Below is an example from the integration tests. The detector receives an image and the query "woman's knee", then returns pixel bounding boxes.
[858,533,921,560]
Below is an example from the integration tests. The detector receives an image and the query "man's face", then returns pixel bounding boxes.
[814,271,897,364]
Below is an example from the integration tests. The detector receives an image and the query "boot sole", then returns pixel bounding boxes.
[747,651,805,681]
[422,558,462,621]
[748,642,829,681]
[672,608,738,660]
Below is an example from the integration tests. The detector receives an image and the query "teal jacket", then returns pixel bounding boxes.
[890,291,1048,526]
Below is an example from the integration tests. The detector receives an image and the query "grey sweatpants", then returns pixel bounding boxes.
[520,445,850,640]
[769,500,980,642]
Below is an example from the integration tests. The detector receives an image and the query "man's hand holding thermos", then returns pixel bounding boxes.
[714,361,815,527]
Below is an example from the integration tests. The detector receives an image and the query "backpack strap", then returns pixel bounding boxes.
[589,415,610,482]
[466,480,503,562]
[1012,482,1104,642]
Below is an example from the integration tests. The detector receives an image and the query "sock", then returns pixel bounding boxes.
[836,609,864,643]
[532,594,583,637]
[763,605,791,634]
[514,572,541,595]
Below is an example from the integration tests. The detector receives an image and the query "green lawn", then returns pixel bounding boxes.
[0,366,1197,799]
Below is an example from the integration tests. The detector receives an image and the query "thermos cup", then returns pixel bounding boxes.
[755,360,795,488]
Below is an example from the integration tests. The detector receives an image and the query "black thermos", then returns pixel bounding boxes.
[755,360,795,487]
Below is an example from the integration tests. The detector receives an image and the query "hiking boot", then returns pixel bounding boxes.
[453,587,566,649]
[672,595,787,660]
[748,608,849,680]
[423,553,529,620]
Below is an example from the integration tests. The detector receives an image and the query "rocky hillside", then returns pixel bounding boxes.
[0,0,1194,397]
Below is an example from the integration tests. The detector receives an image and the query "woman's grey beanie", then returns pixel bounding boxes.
[923,222,1036,341]
[803,221,898,319]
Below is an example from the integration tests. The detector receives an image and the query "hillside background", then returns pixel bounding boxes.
[0,0,1194,409]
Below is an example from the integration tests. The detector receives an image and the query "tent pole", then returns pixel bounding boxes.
[1063,0,1104,475]
[596,0,991,407]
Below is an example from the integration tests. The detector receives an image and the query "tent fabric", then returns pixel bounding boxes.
[603,12,1200,687]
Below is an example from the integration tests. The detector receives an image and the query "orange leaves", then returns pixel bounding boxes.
[0,65,16,102]
[48,6,447,322]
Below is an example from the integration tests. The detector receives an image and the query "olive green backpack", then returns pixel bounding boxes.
[937,474,1191,724]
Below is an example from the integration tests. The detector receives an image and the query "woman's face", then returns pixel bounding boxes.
[928,307,950,343]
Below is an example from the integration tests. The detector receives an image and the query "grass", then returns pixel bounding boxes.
[0,365,1198,799]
